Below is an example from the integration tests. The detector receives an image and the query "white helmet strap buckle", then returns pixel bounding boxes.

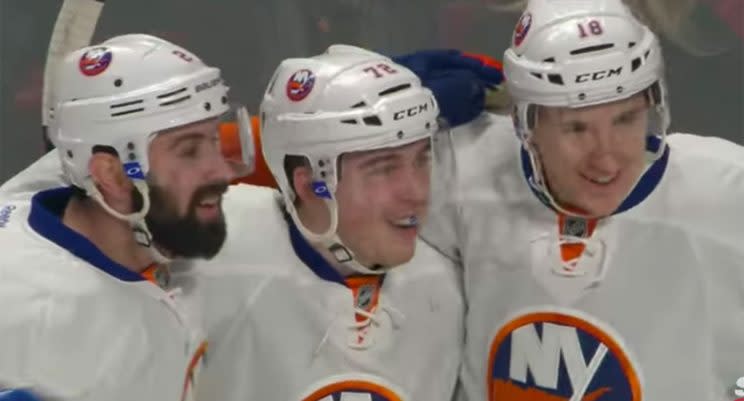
[85,178,171,264]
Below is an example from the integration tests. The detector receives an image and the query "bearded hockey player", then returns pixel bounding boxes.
[423,0,744,400]
[180,45,464,401]
[0,34,236,400]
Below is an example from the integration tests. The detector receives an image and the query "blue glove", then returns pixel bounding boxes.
[0,390,42,401]
[392,49,504,127]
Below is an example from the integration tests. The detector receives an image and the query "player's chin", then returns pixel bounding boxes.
[578,194,624,218]
[381,242,417,267]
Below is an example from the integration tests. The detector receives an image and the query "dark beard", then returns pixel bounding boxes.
[143,182,228,259]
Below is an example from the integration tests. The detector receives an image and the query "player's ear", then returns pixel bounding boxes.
[291,162,332,233]
[88,148,133,204]
[292,164,315,206]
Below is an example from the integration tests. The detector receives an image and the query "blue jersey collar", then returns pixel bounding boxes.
[28,187,145,282]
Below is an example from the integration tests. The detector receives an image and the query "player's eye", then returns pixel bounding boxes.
[374,163,398,175]
[615,111,639,125]
[179,143,200,158]
[562,121,587,134]
[415,150,432,168]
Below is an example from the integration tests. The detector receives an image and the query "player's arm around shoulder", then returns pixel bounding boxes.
[0,151,67,200]
[422,111,516,264]
[415,239,466,321]
[423,126,465,264]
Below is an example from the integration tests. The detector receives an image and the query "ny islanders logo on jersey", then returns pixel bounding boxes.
[286,69,316,101]
[299,374,407,401]
[488,309,642,401]
[79,47,113,76]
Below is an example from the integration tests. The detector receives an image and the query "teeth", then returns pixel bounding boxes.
[199,196,220,206]
[393,216,418,228]
[589,175,613,184]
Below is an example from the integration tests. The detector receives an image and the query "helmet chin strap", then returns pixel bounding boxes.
[284,197,390,276]
[84,179,172,265]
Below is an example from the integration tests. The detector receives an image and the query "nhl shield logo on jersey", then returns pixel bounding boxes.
[356,284,375,309]
[79,47,113,76]
[286,69,316,101]
[298,374,407,401]
[487,309,642,401]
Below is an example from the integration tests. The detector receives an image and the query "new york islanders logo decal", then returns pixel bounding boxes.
[299,374,407,401]
[286,69,316,101]
[513,12,533,47]
[79,47,113,76]
[488,309,642,401]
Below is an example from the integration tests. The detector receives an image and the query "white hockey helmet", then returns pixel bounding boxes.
[503,0,670,214]
[49,33,230,187]
[47,34,233,261]
[260,44,439,274]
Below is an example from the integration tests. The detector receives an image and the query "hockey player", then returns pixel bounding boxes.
[178,45,464,401]
[422,0,744,400]
[0,34,236,400]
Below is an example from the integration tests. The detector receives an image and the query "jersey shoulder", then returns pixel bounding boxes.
[194,183,300,278]
[387,239,462,290]
[425,112,524,262]
[667,132,744,173]
[446,112,525,198]
[637,133,744,248]
[0,238,155,398]
[0,150,67,200]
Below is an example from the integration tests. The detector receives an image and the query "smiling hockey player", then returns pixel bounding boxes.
[183,45,464,401]
[423,0,744,400]
[0,34,236,400]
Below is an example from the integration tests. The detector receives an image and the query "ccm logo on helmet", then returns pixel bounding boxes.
[575,67,623,83]
[393,103,428,121]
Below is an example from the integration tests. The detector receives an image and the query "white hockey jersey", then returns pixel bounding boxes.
[0,150,67,200]
[172,184,464,401]
[424,112,744,401]
[0,187,207,401]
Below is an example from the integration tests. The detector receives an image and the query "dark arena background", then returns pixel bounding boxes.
[0,0,741,181]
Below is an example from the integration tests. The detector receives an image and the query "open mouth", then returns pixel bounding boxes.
[197,194,221,207]
[195,194,223,219]
[581,173,618,186]
[391,215,418,229]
